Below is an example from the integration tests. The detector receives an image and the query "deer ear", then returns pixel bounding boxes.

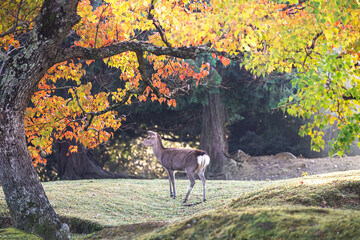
[147,131,155,136]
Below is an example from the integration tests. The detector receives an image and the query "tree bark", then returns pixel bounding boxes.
[0,110,69,239]
[0,0,80,238]
[199,92,229,179]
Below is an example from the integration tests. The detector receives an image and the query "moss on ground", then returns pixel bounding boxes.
[0,228,41,240]
[142,207,360,240]
[138,172,360,240]
[230,174,360,210]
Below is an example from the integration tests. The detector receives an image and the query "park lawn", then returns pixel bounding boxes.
[1,170,360,239]
[45,178,272,226]
[0,178,273,239]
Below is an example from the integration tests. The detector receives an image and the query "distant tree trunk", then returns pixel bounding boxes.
[55,141,131,180]
[200,92,229,179]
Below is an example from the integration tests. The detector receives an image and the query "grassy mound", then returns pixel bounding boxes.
[142,207,360,240]
[141,171,360,240]
[231,171,360,210]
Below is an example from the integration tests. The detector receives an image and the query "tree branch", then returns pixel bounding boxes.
[308,30,323,50]
[302,30,323,70]
[278,0,307,13]
[135,50,165,99]
[72,85,134,131]
[68,50,195,128]
[342,93,357,101]
[56,40,244,64]
[135,51,201,100]
[0,21,29,38]
[94,4,109,48]
[147,0,171,48]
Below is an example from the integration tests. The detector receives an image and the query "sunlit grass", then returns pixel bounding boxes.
[0,178,272,228]
[44,179,272,226]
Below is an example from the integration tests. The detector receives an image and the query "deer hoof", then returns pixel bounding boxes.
[203,199,206,202]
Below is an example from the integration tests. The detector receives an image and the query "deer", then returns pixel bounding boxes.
[142,131,210,203]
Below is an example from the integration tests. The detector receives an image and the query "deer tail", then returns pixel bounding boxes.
[196,154,210,174]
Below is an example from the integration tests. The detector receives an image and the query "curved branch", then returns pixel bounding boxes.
[94,4,109,48]
[135,50,165,99]
[55,41,244,64]
[148,0,171,48]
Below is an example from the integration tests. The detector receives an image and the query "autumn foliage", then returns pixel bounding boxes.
[19,0,214,165]
[1,0,360,166]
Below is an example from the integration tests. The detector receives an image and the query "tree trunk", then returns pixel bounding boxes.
[55,141,131,180]
[0,110,69,239]
[0,1,79,237]
[199,92,229,179]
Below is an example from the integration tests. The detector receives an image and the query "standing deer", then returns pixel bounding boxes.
[142,131,210,203]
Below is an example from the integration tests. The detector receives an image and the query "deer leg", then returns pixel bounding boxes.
[167,171,173,198]
[198,169,207,202]
[184,170,195,203]
[168,170,176,199]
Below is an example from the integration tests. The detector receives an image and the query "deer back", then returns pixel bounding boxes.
[160,148,202,172]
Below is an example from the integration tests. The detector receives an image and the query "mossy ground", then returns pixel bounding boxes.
[1,171,360,239]
[141,170,360,240]
[0,228,41,240]
[231,170,360,210]
[141,207,360,240]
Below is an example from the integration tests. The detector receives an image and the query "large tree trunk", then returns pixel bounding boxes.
[0,64,71,238]
[55,141,131,180]
[200,92,229,179]
[0,1,80,238]
[0,110,69,239]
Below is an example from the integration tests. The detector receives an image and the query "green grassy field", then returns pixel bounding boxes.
[1,170,360,239]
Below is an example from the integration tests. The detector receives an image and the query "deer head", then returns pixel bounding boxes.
[142,131,159,146]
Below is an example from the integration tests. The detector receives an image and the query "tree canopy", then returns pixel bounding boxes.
[2,0,359,165]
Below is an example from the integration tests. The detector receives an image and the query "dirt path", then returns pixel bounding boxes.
[225,151,360,180]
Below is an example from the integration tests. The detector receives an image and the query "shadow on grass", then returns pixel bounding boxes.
[82,222,167,240]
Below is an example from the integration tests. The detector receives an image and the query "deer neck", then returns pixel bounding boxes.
[152,136,165,160]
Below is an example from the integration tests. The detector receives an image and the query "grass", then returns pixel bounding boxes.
[0,178,271,238]
[44,179,271,226]
[1,171,360,239]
